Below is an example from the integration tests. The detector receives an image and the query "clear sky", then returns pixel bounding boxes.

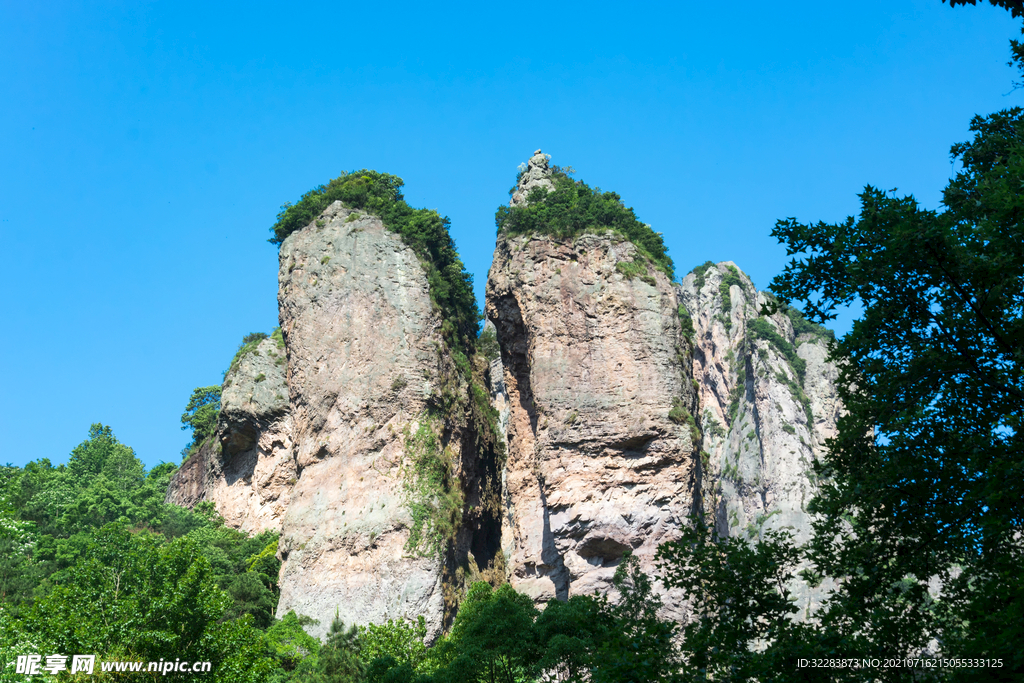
[1,0,1019,469]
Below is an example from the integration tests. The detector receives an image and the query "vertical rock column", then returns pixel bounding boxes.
[485,152,700,606]
[273,200,450,640]
[678,261,842,617]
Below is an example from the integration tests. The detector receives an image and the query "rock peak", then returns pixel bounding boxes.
[510,149,555,207]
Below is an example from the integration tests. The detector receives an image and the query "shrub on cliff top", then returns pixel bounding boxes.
[269,170,479,349]
[494,171,675,280]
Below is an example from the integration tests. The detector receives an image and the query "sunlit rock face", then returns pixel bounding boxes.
[272,201,452,641]
[678,262,842,618]
[166,335,294,536]
[166,156,846,638]
[485,158,700,617]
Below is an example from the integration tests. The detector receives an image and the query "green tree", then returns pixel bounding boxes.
[656,522,836,683]
[430,582,541,683]
[265,610,321,675]
[360,616,430,673]
[766,107,1024,677]
[312,614,365,683]
[67,424,141,484]
[181,386,222,452]
[23,523,273,682]
[943,0,1023,18]
[534,594,611,682]
[589,552,680,683]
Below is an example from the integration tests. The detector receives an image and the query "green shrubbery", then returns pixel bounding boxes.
[181,385,222,456]
[747,318,806,383]
[783,303,835,342]
[677,305,695,341]
[227,332,269,377]
[476,325,500,363]
[0,425,285,682]
[494,171,674,280]
[402,421,463,559]
[718,264,743,316]
[689,260,716,291]
[356,552,680,683]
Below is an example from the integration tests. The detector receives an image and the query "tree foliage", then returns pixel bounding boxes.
[657,522,833,683]
[494,170,675,280]
[0,424,287,682]
[764,106,1024,677]
[942,0,1024,18]
[181,386,222,452]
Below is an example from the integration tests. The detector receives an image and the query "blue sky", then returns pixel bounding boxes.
[1,0,1019,469]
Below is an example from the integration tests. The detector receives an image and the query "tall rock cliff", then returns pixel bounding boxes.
[677,261,841,616]
[166,154,845,640]
[272,200,458,640]
[168,191,495,641]
[166,335,294,535]
[485,151,700,607]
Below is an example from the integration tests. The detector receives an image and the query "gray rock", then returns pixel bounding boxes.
[510,149,556,207]
[677,262,841,618]
[165,336,294,536]
[486,229,698,620]
[273,200,451,641]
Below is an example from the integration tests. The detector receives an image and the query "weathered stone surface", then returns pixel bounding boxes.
[166,158,849,640]
[677,262,841,617]
[486,162,699,610]
[510,149,556,207]
[165,336,294,536]
[273,201,449,641]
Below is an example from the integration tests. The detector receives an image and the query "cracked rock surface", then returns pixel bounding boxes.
[273,201,450,641]
[678,262,841,618]
[486,163,699,614]
[166,336,294,535]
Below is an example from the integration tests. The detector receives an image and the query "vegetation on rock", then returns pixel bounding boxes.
[686,13,1024,675]
[226,332,269,377]
[401,420,463,559]
[494,170,674,280]
[181,385,222,454]
[269,170,479,353]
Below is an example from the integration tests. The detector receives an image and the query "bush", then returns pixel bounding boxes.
[747,318,807,383]
[690,260,716,291]
[226,332,268,377]
[677,306,695,340]
[615,260,656,286]
[477,325,500,363]
[718,265,743,316]
[495,171,674,280]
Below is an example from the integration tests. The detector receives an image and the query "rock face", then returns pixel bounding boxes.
[166,336,294,535]
[485,160,700,607]
[166,154,846,640]
[510,150,555,207]
[272,200,455,641]
[677,261,841,617]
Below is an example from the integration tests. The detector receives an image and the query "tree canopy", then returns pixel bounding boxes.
[751,105,1024,678]
[181,385,222,453]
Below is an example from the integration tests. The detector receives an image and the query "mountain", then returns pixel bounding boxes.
[166,151,839,637]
